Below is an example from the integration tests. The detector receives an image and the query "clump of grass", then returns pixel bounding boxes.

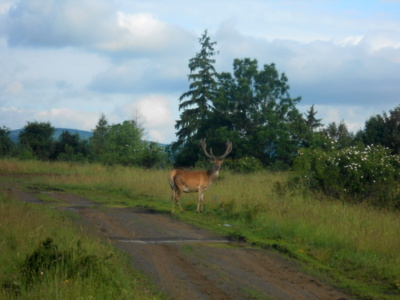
[19,237,106,287]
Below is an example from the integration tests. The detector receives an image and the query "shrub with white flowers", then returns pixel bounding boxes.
[294,143,400,208]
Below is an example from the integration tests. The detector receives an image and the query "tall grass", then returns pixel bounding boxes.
[214,172,400,295]
[1,158,400,298]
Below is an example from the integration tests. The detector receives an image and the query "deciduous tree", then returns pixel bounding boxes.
[0,126,15,157]
[323,121,354,149]
[360,105,400,154]
[18,121,55,160]
[213,58,304,168]
[102,120,144,166]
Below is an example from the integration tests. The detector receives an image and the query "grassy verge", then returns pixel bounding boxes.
[1,159,399,299]
[0,182,164,299]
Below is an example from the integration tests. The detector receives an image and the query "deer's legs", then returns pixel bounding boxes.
[197,191,204,213]
[171,189,176,213]
[172,189,184,213]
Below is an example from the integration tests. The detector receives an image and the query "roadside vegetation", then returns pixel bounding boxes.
[1,159,399,299]
[0,174,164,300]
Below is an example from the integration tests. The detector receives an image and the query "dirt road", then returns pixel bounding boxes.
[4,181,350,300]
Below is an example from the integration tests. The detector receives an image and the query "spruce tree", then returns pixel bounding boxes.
[305,104,323,132]
[175,30,218,148]
[90,114,110,161]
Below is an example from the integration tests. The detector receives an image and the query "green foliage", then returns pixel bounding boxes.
[0,126,15,157]
[323,121,355,149]
[294,143,400,208]
[53,131,90,162]
[90,113,110,161]
[174,30,218,152]
[101,120,144,166]
[174,42,306,167]
[0,186,161,299]
[224,157,263,173]
[88,116,168,168]
[301,105,324,148]
[213,58,304,167]
[2,160,400,298]
[2,114,169,168]
[358,105,400,154]
[18,121,55,160]
[20,237,104,287]
[138,142,168,169]
[14,146,36,161]
[305,104,323,132]
[89,115,169,168]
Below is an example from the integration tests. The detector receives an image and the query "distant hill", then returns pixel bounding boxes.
[9,128,93,143]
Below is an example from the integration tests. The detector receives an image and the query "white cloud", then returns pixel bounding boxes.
[88,58,188,94]
[135,95,173,127]
[1,106,22,113]
[99,12,193,56]
[6,80,23,94]
[216,27,400,107]
[0,2,13,14]
[6,0,117,47]
[117,12,165,37]
[125,95,176,143]
[1,0,400,144]
[360,30,400,57]
[34,108,100,131]
[0,105,101,131]
[4,0,193,59]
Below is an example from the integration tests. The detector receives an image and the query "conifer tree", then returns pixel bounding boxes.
[174,30,218,148]
[305,104,323,132]
[90,114,110,161]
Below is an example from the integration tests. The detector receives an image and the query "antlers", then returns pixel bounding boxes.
[200,139,233,160]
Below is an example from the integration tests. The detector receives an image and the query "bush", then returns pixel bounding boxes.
[294,144,400,208]
[224,156,264,173]
[138,142,169,169]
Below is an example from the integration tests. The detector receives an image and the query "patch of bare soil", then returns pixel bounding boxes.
[1,180,351,300]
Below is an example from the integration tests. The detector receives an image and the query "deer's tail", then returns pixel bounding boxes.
[168,170,177,191]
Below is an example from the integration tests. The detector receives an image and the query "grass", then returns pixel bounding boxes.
[1,158,400,299]
[0,178,164,299]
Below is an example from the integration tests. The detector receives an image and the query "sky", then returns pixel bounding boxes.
[0,0,399,144]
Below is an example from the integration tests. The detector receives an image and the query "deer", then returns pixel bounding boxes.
[168,139,233,213]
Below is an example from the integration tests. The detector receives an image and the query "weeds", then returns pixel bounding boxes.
[1,158,399,298]
[0,190,162,299]
[20,237,105,286]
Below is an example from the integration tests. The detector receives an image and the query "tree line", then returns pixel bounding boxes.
[0,114,167,168]
[1,30,399,172]
[169,30,400,171]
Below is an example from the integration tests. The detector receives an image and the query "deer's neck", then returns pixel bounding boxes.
[207,165,220,182]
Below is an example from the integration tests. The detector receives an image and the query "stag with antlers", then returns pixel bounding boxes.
[168,139,233,213]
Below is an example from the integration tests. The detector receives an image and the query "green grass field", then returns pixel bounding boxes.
[1,159,399,299]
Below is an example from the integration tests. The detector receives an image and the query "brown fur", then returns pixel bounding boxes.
[168,162,222,213]
[168,139,232,213]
